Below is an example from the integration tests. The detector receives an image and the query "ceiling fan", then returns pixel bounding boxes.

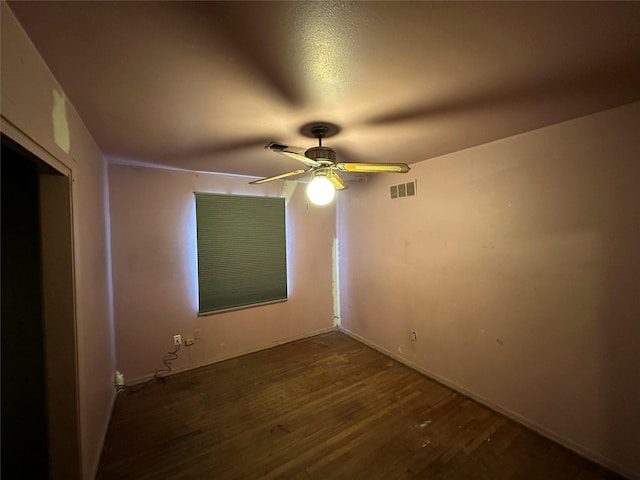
[249,124,411,205]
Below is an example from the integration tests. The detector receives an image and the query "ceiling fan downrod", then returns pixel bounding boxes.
[311,125,329,147]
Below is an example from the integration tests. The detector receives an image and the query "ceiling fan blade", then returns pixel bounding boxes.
[265,142,321,167]
[336,162,411,173]
[249,168,309,184]
[327,171,348,191]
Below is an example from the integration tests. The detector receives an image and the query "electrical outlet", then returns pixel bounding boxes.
[185,338,194,346]
[411,330,417,341]
[194,329,201,340]
[173,334,181,346]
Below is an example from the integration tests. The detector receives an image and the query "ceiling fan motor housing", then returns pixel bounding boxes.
[305,146,336,164]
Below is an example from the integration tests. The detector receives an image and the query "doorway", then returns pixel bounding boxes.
[1,138,48,477]
[1,134,82,479]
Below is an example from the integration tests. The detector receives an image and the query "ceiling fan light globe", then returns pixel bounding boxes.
[306,176,335,206]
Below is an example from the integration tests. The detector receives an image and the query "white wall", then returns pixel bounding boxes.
[338,102,640,478]
[108,164,336,381]
[1,4,115,478]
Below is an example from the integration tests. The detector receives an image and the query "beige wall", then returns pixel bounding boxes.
[338,101,640,477]
[108,164,336,381]
[1,3,116,479]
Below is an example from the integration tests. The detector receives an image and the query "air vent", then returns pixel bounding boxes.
[390,180,417,199]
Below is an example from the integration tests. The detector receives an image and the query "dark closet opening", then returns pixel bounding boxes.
[1,136,49,478]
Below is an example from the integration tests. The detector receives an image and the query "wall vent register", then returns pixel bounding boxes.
[390,180,416,199]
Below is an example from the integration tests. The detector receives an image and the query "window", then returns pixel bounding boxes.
[195,193,287,315]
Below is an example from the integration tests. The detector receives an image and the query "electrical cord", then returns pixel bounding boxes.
[154,342,181,379]
[117,343,181,395]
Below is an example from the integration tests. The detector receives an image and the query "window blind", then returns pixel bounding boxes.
[195,193,287,315]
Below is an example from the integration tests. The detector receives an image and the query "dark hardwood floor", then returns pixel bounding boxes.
[97,332,623,479]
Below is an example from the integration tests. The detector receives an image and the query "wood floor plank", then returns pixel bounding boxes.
[97,332,625,479]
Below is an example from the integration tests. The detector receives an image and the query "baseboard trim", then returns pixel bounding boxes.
[126,326,338,386]
[338,326,637,480]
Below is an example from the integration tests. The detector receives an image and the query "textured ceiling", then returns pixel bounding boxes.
[8,1,640,180]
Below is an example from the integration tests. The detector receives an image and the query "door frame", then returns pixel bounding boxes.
[1,123,83,480]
